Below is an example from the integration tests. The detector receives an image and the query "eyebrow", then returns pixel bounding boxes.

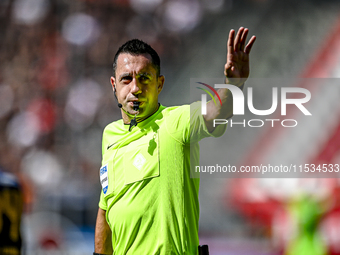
[119,73,132,80]
[137,72,151,77]
[119,72,152,80]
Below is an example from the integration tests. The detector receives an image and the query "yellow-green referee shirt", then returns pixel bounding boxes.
[99,102,226,254]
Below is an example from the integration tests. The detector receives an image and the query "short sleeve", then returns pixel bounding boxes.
[189,101,226,143]
[98,188,107,210]
[163,103,226,144]
[99,128,108,210]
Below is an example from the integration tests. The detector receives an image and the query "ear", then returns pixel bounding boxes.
[157,75,165,94]
[110,76,116,91]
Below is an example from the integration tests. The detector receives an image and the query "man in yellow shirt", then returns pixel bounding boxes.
[94,27,256,255]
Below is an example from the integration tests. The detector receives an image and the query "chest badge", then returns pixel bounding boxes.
[133,153,146,170]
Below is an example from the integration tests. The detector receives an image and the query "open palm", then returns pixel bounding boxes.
[224,27,256,87]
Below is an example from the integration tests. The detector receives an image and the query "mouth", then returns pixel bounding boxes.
[128,101,144,107]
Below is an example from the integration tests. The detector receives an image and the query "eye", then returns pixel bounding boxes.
[139,75,150,83]
[121,76,132,84]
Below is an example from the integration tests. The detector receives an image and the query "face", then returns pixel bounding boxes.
[111,53,164,123]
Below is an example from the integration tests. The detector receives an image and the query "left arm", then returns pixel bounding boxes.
[204,27,256,132]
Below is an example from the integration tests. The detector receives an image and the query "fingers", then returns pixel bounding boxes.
[228,27,255,54]
[234,27,244,51]
[240,28,249,51]
[245,35,256,54]
[227,29,235,54]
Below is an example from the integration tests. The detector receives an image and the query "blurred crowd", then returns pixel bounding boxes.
[0,0,222,218]
[0,0,230,252]
[1,0,340,254]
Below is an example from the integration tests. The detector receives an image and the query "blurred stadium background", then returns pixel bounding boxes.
[1,0,340,254]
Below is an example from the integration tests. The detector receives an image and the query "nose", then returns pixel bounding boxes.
[130,78,141,95]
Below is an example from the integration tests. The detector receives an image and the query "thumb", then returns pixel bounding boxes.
[224,62,233,76]
[224,63,235,77]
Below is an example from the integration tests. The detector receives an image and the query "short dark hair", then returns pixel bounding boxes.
[112,39,160,78]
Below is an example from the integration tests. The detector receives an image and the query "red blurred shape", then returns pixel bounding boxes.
[28,98,57,133]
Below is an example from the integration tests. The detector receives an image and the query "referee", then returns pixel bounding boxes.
[94,27,256,255]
